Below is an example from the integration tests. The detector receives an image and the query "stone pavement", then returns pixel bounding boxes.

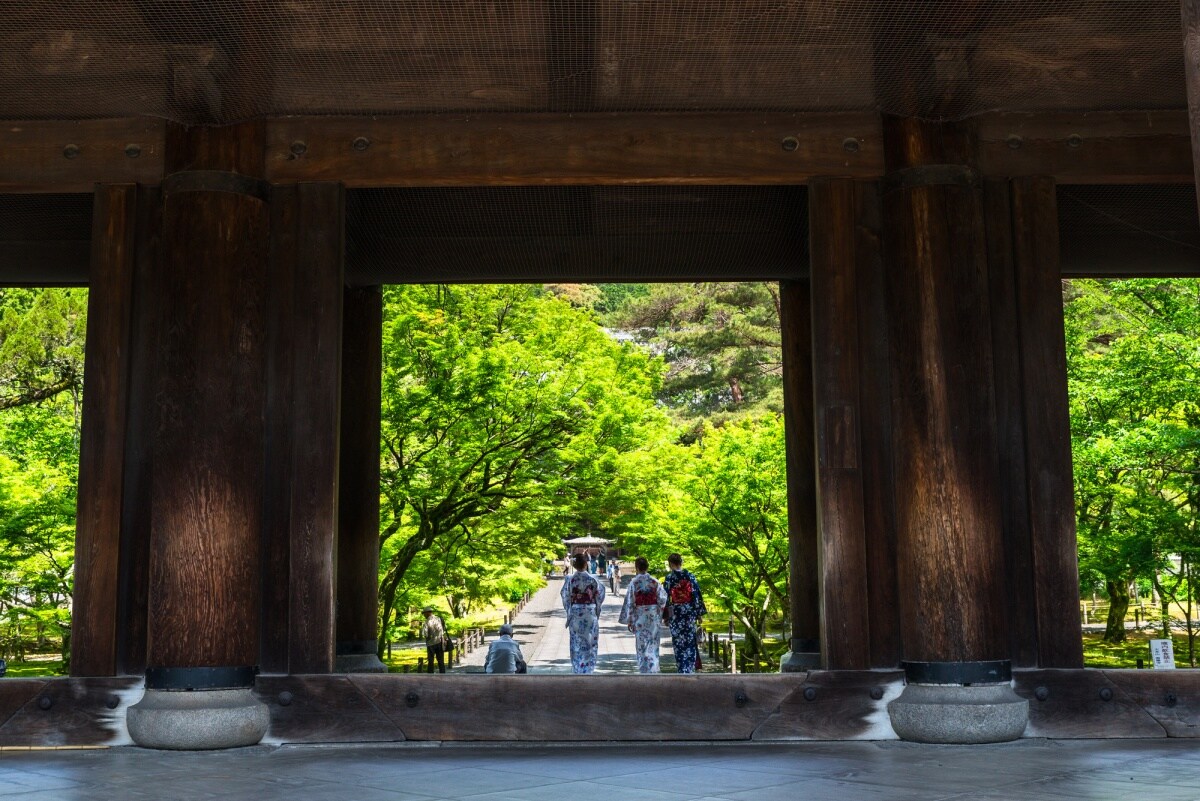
[2,739,1200,800]
[457,572,677,673]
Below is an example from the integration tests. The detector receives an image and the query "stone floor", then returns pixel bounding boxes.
[1,739,1199,800]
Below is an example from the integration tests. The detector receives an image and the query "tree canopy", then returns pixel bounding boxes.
[0,288,85,667]
[375,284,670,643]
[609,282,783,425]
[1066,279,1200,659]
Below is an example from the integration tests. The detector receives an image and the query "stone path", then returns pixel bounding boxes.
[4,739,1200,800]
[456,572,676,673]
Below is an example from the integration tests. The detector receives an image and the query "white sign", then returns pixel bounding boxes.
[1149,639,1176,670]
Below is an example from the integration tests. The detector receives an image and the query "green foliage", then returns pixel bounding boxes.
[0,288,85,671]
[375,284,670,652]
[610,282,783,425]
[0,288,87,411]
[628,415,790,656]
[1066,279,1200,653]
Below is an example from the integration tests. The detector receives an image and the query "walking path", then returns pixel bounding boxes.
[456,572,677,673]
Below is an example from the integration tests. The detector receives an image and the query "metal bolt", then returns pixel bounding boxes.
[1099,687,1113,702]
[1034,686,1050,702]
[278,691,294,707]
[1165,692,1178,708]
[124,144,142,158]
[869,687,884,701]
[105,694,121,710]
[734,690,749,708]
[290,141,308,157]
[803,687,817,702]
[842,137,861,153]
[63,144,80,159]
[1006,135,1023,150]
[352,137,371,152]
[1066,134,1083,149]
[405,691,420,708]
[781,136,799,153]
[37,696,52,711]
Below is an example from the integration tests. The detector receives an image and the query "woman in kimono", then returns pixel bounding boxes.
[560,552,606,673]
[619,556,667,673]
[662,552,707,673]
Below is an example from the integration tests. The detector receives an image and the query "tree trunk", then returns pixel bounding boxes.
[1103,578,1130,644]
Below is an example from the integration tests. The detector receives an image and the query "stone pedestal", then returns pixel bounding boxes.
[888,683,1028,743]
[779,638,821,673]
[335,640,387,673]
[127,688,269,750]
[887,661,1028,743]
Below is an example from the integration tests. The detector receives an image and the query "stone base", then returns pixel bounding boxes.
[888,683,1029,744]
[779,650,821,673]
[127,688,269,750]
[335,652,388,673]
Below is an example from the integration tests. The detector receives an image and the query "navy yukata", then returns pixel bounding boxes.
[662,568,707,673]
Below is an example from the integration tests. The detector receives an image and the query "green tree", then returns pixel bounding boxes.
[1066,279,1200,654]
[0,288,87,411]
[610,282,783,424]
[0,287,86,669]
[375,284,667,652]
[629,415,790,657]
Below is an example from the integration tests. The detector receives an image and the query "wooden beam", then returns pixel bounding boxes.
[780,280,820,659]
[1060,235,1200,277]
[115,187,161,675]
[983,178,1040,669]
[337,287,383,661]
[883,117,1009,665]
[808,178,872,671]
[71,185,138,677]
[0,119,165,192]
[148,123,268,673]
[0,241,89,285]
[1010,177,1084,669]
[976,111,1193,184]
[264,183,345,674]
[0,112,1194,191]
[852,182,900,669]
[285,182,344,674]
[265,113,883,186]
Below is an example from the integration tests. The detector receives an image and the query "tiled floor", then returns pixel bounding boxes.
[1,739,1198,800]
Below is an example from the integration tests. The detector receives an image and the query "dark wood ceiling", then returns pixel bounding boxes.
[0,1,1187,123]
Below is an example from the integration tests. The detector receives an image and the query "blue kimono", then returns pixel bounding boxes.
[662,568,707,673]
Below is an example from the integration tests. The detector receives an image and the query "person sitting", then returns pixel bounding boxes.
[483,623,527,674]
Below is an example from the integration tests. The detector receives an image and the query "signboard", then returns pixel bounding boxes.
[1149,638,1176,670]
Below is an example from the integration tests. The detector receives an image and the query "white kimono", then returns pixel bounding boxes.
[619,573,668,673]
[561,570,605,673]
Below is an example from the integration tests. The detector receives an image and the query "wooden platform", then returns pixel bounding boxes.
[0,671,1196,747]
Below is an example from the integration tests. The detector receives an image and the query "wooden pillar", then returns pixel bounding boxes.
[808,179,876,670]
[116,187,161,676]
[984,179,1041,669]
[71,185,139,676]
[262,183,345,675]
[779,279,820,668]
[146,122,269,682]
[985,177,1084,669]
[336,286,384,668]
[882,117,1008,666]
[1010,178,1084,668]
